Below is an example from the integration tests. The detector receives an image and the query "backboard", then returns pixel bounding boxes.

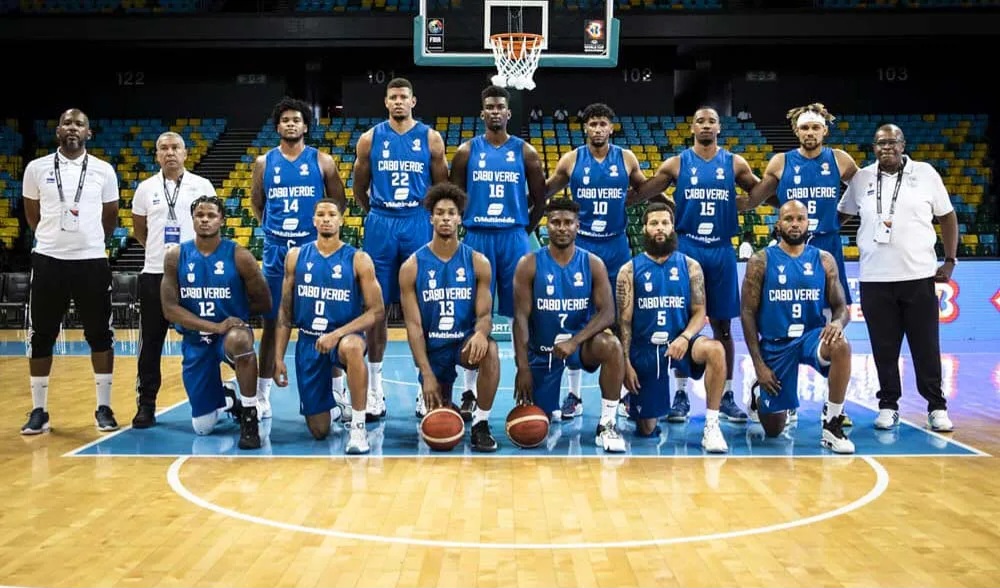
[414,0,619,68]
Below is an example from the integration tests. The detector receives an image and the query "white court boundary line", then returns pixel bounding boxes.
[167,455,890,550]
[61,399,190,457]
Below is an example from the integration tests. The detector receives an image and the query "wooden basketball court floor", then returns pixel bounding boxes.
[1,328,999,588]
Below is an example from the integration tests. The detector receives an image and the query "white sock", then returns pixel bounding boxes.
[240,393,257,408]
[368,362,383,394]
[30,376,49,410]
[724,379,733,393]
[567,369,582,398]
[472,407,490,426]
[95,373,113,407]
[600,398,618,424]
[332,375,345,396]
[351,408,366,427]
[676,377,688,393]
[824,401,844,423]
[256,377,271,402]
[464,368,478,396]
[705,409,720,425]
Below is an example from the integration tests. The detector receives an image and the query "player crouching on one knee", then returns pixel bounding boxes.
[272,198,384,455]
[616,202,729,453]
[740,200,854,454]
[161,195,273,450]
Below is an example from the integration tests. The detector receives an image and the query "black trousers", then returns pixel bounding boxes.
[859,278,947,412]
[136,272,169,407]
[29,252,113,358]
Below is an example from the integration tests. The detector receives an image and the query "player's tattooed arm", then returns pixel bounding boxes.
[740,250,768,368]
[616,261,634,359]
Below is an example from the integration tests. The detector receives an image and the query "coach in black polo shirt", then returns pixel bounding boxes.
[20,108,121,435]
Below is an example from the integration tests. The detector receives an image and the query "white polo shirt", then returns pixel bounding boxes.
[22,150,120,260]
[839,157,953,282]
[131,170,217,274]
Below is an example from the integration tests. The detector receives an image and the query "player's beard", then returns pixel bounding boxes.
[319,229,338,239]
[779,227,809,246]
[644,232,677,257]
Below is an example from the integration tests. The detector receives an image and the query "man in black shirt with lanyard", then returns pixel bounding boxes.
[20,108,122,434]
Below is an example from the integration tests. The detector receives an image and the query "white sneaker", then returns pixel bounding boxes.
[821,415,856,454]
[257,395,272,420]
[415,390,427,418]
[595,420,626,453]
[701,420,729,453]
[345,423,370,454]
[333,389,352,423]
[874,409,899,430]
[928,409,954,432]
[787,408,798,423]
[365,388,385,421]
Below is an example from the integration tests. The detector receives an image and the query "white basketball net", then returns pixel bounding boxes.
[490,34,544,91]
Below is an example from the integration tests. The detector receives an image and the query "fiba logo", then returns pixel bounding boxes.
[427,19,444,34]
[585,20,604,41]
[936,278,960,323]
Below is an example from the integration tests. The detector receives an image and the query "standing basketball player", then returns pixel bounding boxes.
[161,196,273,450]
[631,106,760,423]
[399,183,500,452]
[616,202,728,452]
[448,85,546,421]
[353,78,449,420]
[739,200,854,453]
[251,97,346,420]
[745,103,858,305]
[272,199,383,454]
[543,102,647,421]
[512,198,626,453]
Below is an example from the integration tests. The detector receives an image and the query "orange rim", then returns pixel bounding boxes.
[491,33,544,59]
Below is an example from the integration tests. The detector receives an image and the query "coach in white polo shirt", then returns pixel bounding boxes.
[838,123,959,433]
[20,108,121,435]
[129,131,217,428]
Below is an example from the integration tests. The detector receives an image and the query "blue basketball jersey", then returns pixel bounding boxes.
[293,242,361,335]
[415,243,477,351]
[570,144,629,239]
[631,251,692,347]
[675,148,739,247]
[759,245,827,341]
[261,146,323,245]
[777,147,842,234]
[368,120,433,215]
[464,135,529,229]
[529,247,593,356]
[176,239,250,332]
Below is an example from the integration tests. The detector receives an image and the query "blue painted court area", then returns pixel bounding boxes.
[36,339,984,459]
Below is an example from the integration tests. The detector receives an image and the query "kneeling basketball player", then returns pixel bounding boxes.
[399,182,500,452]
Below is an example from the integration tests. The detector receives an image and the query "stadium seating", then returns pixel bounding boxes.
[0,119,24,252]
[818,0,1000,9]
[9,0,209,14]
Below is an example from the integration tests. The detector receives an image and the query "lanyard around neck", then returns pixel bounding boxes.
[163,173,184,221]
[53,153,89,207]
[875,156,906,218]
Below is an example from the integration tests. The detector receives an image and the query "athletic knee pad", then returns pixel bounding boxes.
[192,411,220,435]
[83,328,115,353]
[28,331,56,359]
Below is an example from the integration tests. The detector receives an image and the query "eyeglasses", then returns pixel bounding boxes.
[874,139,903,147]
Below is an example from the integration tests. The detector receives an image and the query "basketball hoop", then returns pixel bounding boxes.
[489,32,544,91]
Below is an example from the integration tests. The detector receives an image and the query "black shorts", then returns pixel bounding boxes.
[29,252,114,357]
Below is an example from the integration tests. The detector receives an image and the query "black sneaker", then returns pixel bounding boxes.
[459,390,477,422]
[470,420,498,452]
[95,405,120,432]
[238,405,261,450]
[131,405,156,429]
[20,408,50,435]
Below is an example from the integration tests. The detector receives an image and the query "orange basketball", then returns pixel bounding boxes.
[505,404,550,449]
[420,408,465,451]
